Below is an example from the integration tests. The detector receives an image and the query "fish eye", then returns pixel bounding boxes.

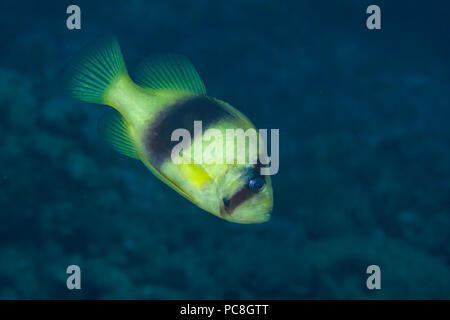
[248,176,265,193]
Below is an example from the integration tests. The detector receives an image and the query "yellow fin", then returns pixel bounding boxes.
[98,110,138,159]
[134,54,206,95]
[177,163,212,189]
[141,159,201,206]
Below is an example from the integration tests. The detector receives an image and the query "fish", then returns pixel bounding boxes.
[67,36,273,223]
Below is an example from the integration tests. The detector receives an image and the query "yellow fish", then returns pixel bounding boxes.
[67,36,273,223]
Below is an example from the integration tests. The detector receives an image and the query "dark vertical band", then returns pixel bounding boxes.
[144,96,232,167]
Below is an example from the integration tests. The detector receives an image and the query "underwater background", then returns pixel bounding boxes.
[0,0,449,299]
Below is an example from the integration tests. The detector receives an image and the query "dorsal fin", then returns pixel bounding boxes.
[134,54,206,95]
[98,110,139,159]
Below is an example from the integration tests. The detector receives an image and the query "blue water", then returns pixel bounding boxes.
[0,0,449,299]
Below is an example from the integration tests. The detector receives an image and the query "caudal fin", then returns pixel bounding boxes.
[67,36,128,105]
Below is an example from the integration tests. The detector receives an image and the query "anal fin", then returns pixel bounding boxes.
[98,110,139,159]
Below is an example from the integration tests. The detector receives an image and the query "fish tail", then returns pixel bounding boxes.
[66,35,129,106]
